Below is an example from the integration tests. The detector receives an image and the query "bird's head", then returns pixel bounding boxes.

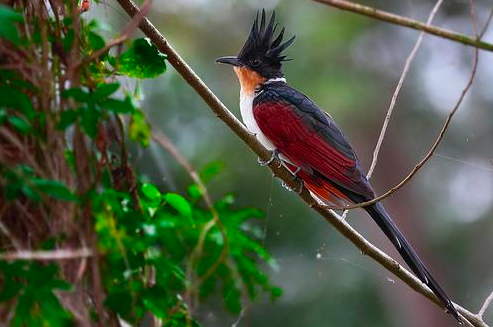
[216,10,295,93]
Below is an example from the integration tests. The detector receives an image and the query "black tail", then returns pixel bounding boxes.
[365,202,461,323]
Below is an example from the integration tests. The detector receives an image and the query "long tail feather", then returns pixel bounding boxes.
[365,202,461,323]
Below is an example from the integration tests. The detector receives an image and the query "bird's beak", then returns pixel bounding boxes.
[216,56,242,66]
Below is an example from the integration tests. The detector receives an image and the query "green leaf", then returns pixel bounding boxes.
[215,194,235,210]
[39,292,72,327]
[80,106,100,138]
[104,290,133,317]
[0,86,35,119]
[62,88,92,103]
[57,110,79,130]
[13,291,35,326]
[187,184,202,199]
[0,279,23,301]
[164,313,203,327]
[0,108,7,124]
[18,164,35,175]
[270,286,283,300]
[0,4,23,45]
[111,38,167,78]
[21,184,41,202]
[88,31,105,51]
[142,287,169,318]
[200,161,225,183]
[64,150,76,172]
[63,28,75,53]
[4,182,21,200]
[142,183,161,200]
[222,278,242,314]
[199,274,217,298]
[47,279,72,291]
[164,193,192,221]
[93,82,120,101]
[129,110,150,147]
[0,71,37,91]
[31,179,77,201]
[99,97,134,113]
[7,115,31,134]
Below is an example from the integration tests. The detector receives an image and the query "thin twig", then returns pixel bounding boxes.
[76,0,152,69]
[478,290,493,319]
[340,0,444,221]
[465,3,484,324]
[312,0,493,52]
[0,205,22,250]
[367,0,444,179]
[115,0,485,325]
[328,0,480,211]
[0,248,93,260]
[479,6,493,39]
[324,38,479,210]
[0,127,44,176]
[0,223,22,250]
[151,130,214,210]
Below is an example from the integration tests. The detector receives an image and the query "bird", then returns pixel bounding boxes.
[216,10,461,323]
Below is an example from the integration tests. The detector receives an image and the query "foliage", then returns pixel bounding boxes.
[109,38,167,78]
[0,262,71,327]
[0,1,280,326]
[93,176,279,325]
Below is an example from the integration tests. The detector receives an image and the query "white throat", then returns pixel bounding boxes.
[239,88,276,151]
[264,77,286,84]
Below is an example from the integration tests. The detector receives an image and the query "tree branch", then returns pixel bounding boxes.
[367,0,444,179]
[312,0,493,53]
[322,0,479,211]
[478,290,493,319]
[114,0,486,325]
[479,6,493,39]
[0,248,93,260]
[341,0,443,220]
[76,0,151,69]
[0,219,22,250]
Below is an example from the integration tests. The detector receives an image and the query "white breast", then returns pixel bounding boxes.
[239,90,276,151]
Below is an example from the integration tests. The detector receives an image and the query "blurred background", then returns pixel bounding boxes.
[90,0,493,326]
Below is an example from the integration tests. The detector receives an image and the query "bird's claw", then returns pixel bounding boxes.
[258,149,279,166]
[292,166,304,193]
[295,180,304,194]
[281,166,304,194]
[291,166,302,179]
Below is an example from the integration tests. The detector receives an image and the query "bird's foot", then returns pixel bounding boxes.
[291,166,304,194]
[281,166,304,194]
[257,149,279,167]
[291,166,302,179]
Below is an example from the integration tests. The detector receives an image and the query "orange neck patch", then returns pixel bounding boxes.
[234,67,266,95]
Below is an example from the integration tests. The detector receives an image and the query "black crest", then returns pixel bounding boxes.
[237,10,295,78]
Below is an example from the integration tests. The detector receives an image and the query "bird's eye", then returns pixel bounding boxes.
[250,59,261,66]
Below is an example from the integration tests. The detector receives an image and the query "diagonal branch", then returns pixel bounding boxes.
[322,0,479,211]
[479,6,493,39]
[114,0,486,325]
[339,0,444,220]
[367,0,444,179]
[312,0,493,53]
[478,290,493,319]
